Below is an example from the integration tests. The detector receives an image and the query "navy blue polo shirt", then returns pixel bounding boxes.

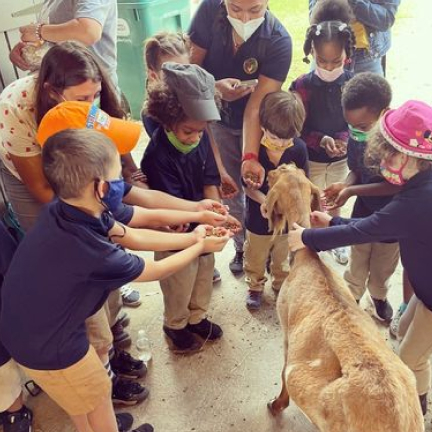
[347,138,393,218]
[0,222,17,367]
[189,0,292,130]
[290,71,353,163]
[245,139,309,235]
[303,169,432,311]
[0,200,144,370]
[141,114,160,139]
[141,126,220,202]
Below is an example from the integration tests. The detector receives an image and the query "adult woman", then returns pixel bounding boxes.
[189,0,292,274]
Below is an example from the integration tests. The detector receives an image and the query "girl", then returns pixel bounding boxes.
[288,100,432,416]
[141,62,241,353]
[290,0,355,265]
[143,32,239,202]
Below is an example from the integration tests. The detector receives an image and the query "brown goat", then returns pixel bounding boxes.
[266,164,424,432]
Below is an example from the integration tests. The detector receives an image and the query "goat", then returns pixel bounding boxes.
[266,163,424,432]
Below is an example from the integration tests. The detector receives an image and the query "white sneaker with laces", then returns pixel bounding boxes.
[120,285,141,307]
[389,306,405,339]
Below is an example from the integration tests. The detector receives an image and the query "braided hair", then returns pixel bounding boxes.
[303,0,356,64]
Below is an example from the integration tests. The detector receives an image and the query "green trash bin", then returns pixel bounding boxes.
[117,0,191,119]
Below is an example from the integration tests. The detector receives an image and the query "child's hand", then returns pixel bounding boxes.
[199,210,227,226]
[219,172,239,199]
[197,199,229,216]
[310,211,332,228]
[260,202,269,219]
[202,232,230,253]
[320,136,338,158]
[326,187,352,210]
[223,214,242,233]
[288,223,306,251]
[324,182,346,204]
[334,139,347,157]
[242,159,264,189]
[216,78,254,102]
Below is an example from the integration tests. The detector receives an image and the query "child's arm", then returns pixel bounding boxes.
[243,187,266,205]
[134,233,230,282]
[127,206,227,229]
[109,223,207,252]
[123,186,227,215]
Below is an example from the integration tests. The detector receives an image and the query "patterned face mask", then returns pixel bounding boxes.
[379,157,409,186]
[260,129,294,152]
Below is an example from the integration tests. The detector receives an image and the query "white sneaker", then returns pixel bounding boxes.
[120,285,141,307]
[332,247,349,265]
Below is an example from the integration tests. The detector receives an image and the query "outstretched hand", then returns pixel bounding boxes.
[288,223,306,251]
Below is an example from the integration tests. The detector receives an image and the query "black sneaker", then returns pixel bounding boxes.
[116,311,131,328]
[111,350,147,379]
[112,377,149,406]
[420,393,428,416]
[370,296,393,323]
[163,326,202,353]
[132,424,154,432]
[112,322,132,350]
[2,406,33,432]
[116,413,134,432]
[229,251,244,275]
[187,318,223,341]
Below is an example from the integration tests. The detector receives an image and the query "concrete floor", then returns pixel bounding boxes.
[9,0,432,431]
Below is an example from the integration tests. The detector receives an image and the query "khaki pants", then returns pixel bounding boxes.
[344,242,400,301]
[398,295,432,395]
[155,251,215,329]
[309,159,348,190]
[85,302,113,356]
[107,289,123,327]
[244,231,289,292]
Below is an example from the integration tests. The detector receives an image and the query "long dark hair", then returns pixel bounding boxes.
[35,41,124,125]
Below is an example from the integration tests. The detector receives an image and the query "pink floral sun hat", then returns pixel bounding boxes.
[379,100,432,161]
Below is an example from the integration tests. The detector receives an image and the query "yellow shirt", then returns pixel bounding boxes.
[351,20,370,50]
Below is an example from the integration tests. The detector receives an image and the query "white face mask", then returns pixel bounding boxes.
[314,65,345,83]
[227,15,265,42]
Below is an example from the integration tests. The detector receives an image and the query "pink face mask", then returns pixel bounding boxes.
[380,157,409,186]
[314,65,344,83]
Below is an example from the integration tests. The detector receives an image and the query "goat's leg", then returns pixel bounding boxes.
[268,338,290,415]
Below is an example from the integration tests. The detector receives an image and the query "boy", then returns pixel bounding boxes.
[0,129,229,432]
[243,91,309,310]
[142,62,241,353]
[324,72,400,323]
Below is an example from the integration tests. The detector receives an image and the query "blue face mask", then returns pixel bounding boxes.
[99,179,125,212]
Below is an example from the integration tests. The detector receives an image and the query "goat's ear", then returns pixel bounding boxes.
[310,182,322,212]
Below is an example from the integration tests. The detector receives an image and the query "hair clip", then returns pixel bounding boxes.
[338,23,347,31]
[315,24,322,36]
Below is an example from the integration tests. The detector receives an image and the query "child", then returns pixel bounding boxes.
[290,0,355,265]
[324,72,400,323]
[141,62,241,353]
[243,91,309,310]
[142,32,238,284]
[143,32,190,137]
[288,100,432,416]
[0,128,229,432]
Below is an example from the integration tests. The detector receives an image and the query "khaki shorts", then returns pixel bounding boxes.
[0,359,23,411]
[85,303,113,355]
[19,346,111,416]
[309,159,348,190]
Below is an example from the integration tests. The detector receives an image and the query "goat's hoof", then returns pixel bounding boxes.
[267,399,283,416]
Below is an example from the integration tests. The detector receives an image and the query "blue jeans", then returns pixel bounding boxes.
[209,123,245,252]
[351,50,384,75]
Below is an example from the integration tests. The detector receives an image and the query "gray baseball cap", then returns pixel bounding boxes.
[161,62,221,122]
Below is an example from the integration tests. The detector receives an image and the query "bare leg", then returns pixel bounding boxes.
[87,396,118,432]
[7,392,24,412]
